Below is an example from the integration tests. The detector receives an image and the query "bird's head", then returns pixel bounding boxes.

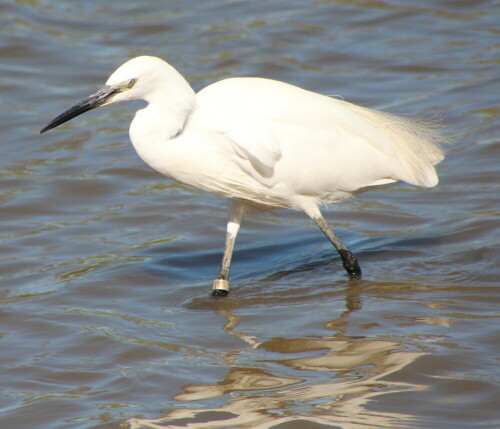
[40,56,179,134]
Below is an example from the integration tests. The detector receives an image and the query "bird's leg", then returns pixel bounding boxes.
[212,200,245,297]
[313,216,362,278]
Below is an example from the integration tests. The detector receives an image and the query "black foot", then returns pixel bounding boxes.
[339,249,362,279]
[212,289,229,297]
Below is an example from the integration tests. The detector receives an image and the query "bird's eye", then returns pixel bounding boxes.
[127,78,137,89]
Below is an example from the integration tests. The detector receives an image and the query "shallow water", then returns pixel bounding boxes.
[1,1,499,428]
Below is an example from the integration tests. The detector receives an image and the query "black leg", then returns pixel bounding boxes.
[313,216,362,279]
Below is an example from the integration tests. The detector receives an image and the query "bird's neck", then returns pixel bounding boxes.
[129,83,195,146]
[128,81,196,176]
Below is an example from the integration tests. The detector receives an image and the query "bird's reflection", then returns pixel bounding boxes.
[127,282,424,429]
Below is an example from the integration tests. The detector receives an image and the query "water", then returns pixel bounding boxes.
[1,1,499,428]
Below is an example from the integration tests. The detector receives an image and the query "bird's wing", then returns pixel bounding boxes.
[221,114,282,178]
[195,77,443,194]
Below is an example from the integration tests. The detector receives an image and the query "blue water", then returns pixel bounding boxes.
[1,1,499,428]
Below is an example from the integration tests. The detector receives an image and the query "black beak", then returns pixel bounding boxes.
[40,85,119,134]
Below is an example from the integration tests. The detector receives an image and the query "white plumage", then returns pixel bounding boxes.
[41,56,444,296]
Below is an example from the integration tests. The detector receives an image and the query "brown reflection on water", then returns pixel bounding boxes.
[127,293,424,429]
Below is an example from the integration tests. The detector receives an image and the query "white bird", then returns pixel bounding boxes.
[41,56,444,296]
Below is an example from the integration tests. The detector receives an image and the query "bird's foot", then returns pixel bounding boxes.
[212,278,229,297]
[212,289,229,297]
[339,249,362,279]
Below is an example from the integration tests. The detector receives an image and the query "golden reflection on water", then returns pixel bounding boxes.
[127,292,425,429]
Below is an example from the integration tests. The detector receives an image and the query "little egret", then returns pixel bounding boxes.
[41,56,444,296]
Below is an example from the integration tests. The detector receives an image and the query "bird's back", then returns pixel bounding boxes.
[187,77,444,207]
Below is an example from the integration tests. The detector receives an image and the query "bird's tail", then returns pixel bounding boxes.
[349,104,445,187]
